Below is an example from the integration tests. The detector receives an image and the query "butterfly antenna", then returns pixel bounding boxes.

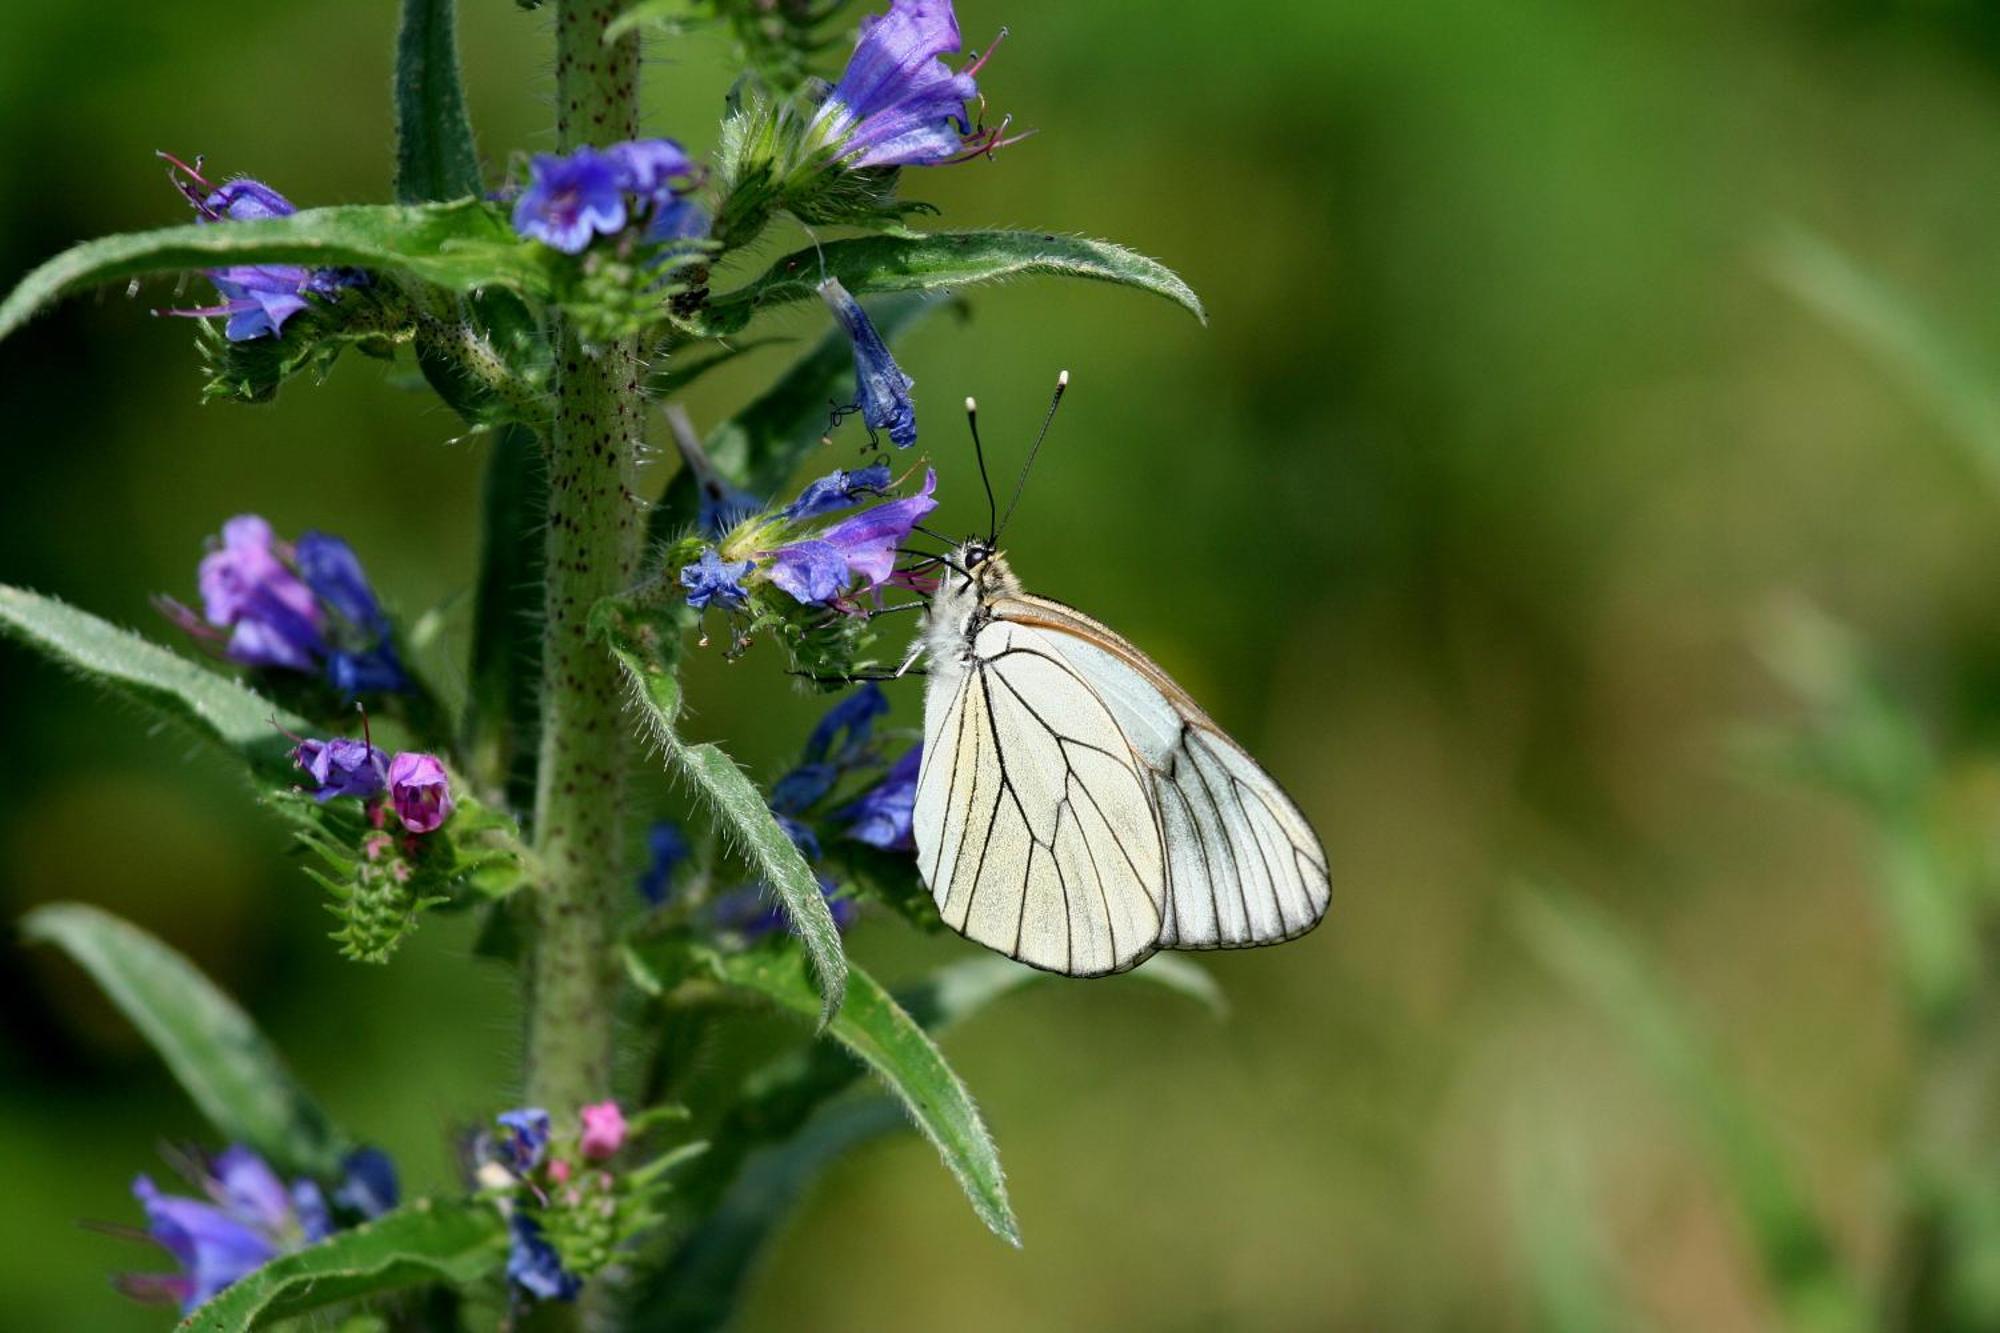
[965,396,999,544]
[997,369,1068,539]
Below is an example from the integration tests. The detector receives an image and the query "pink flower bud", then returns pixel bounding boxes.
[578,1101,627,1161]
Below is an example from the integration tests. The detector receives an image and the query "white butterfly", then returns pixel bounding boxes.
[903,391,1331,977]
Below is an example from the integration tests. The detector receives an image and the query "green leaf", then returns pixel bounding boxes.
[0,585,304,782]
[464,424,548,810]
[633,1098,905,1333]
[635,940,1016,1244]
[394,0,483,203]
[1517,890,1868,1333]
[0,203,550,344]
[23,903,346,1177]
[691,230,1205,340]
[175,1199,508,1332]
[599,602,847,1022]
[649,293,948,543]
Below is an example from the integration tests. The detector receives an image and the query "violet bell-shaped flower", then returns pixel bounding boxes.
[812,0,1011,168]
[160,153,361,341]
[512,147,628,253]
[820,279,918,449]
[121,1146,332,1314]
[843,744,922,850]
[770,468,937,606]
[195,515,325,671]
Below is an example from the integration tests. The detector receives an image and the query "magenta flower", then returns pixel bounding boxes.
[770,469,937,606]
[578,1101,627,1161]
[386,752,454,833]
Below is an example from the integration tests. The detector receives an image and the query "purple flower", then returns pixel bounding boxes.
[387,752,454,834]
[843,744,921,850]
[332,1147,399,1220]
[160,156,360,341]
[295,532,390,637]
[292,736,389,801]
[608,138,696,211]
[327,648,409,695]
[495,1108,552,1174]
[513,147,629,253]
[805,683,889,765]
[121,1146,332,1315]
[770,469,937,606]
[197,515,325,671]
[637,820,690,907]
[680,548,754,611]
[507,1214,581,1301]
[820,279,917,449]
[782,463,894,521]
[813,0,1001,168]
[647,196,711,245]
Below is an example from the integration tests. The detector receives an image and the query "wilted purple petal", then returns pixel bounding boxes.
[820,279,917,448]
[507,1214,581,1301]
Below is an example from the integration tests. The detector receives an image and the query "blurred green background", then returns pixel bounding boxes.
[8,0,2000,1328]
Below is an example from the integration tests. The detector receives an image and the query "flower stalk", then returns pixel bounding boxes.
[523,0,645,1125]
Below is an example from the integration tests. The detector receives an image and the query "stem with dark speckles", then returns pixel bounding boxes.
[523,0,643,1123]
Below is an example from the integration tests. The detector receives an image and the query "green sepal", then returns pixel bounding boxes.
[198,283,416,406]
[21,903,349,1177]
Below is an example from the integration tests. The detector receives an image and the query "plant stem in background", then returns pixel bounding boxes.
[523,0,645,1118]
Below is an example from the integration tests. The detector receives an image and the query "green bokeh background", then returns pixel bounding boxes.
[6,1,2000,1328]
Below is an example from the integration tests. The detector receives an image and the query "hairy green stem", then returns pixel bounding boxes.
[523,0,644,1120]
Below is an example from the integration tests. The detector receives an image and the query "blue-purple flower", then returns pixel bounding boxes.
[513,147,629,253]
[812,0,1008,168]
[507,1214,582,1301]
[161,155,363,341]
[770,469,937,606]
[820,279,918,449]
[782,463,894,521]
[121,1146,332,1314]
[637,820,690,907]
[512,137,704,254]
[161,516,407,694]
[681,548,755,611]
[843,744,921,850]
[292,736,389,801]
[495,1108,552,1174]
[332,1147,400,1221]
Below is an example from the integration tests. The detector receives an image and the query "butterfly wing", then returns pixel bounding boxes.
[990,596,1332,951]
[912,616,1167,976]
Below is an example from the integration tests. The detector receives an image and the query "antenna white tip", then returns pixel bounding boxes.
[1057,369,1069,387]
[964,396,978,413]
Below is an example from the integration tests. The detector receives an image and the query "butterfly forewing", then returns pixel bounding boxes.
[913,616,1166,975]
[988,595,1332,952]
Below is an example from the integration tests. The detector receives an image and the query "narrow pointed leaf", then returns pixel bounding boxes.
[1517,890,1867,1333]
[692,230,1204,339]
[23,902,346,1177]
[599,603,847,1022]
[394,0,483,203]
[0,203,550,344]
[175,1199,508,1332]
[634,939,1016,1244]
[650,293,946,542]
[0,585,304,781]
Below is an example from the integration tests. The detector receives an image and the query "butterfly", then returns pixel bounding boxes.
[902,379,1331,976]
